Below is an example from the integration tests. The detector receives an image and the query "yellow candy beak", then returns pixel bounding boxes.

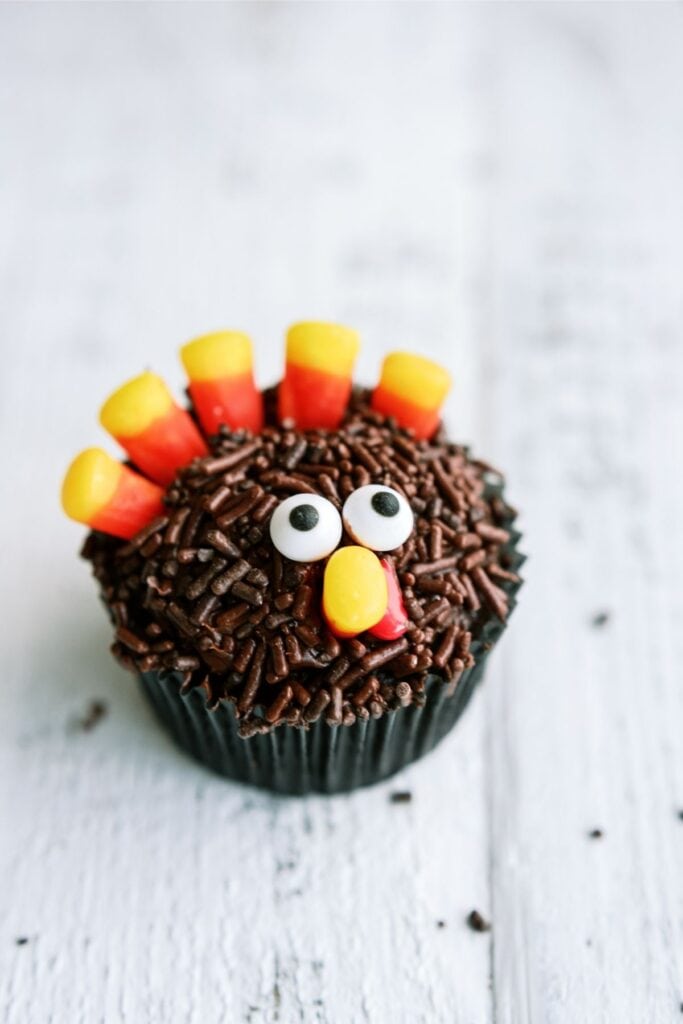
[323,546,388,638]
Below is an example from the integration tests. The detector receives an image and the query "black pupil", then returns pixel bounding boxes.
[289,504,320,531]
[371,491,400,517]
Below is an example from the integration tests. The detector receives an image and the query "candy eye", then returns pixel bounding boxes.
[342,484,414,552]
[269,493,343,562]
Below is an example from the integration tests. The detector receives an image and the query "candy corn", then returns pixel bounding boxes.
[372,352,451,440]
[323,545,388,638]
[100,371,207,485]
[180,330,264,436]
[278,322,360,430]
[61,448,165,540]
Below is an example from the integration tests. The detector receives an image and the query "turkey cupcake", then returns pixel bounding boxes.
[62,323,523,794]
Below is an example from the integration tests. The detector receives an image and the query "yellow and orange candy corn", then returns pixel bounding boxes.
[100,371,207,486]
[180,330,264,436]
[278,322,360,430]
[323,546,388,638]
[372,352,451,440]
[61,448,165,541]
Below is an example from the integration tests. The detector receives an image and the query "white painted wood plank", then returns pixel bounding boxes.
[0,5,497,1022]
[482,6,683,1023]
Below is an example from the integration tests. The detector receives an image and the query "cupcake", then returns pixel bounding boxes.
[62,323,523,794]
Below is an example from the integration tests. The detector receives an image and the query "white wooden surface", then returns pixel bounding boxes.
[2,4,683,1021]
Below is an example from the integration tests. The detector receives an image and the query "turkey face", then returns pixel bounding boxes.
[268,485,413,639]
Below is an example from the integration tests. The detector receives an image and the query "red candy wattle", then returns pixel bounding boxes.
[369,559,409,641]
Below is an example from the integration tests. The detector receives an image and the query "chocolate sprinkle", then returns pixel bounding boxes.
[84,391,520,735]
[303,689,330,723]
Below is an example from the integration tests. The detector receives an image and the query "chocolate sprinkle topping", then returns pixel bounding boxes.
[82,389,521,735]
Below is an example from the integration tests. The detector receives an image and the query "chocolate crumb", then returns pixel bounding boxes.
[466,909,491,933]
[79,700,108,732]
[436,920,446,929]
[590,611,611,629]
[15,937,29,946]
[390,791,412,804]
[588,829,603,839]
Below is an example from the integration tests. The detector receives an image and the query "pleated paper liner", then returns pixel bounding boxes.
[136,516,524,796]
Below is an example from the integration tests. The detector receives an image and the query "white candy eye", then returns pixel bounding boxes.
[269,493,342,562]
[342,484,414,552]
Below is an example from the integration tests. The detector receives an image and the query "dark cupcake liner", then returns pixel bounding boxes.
[139,657,487,795]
